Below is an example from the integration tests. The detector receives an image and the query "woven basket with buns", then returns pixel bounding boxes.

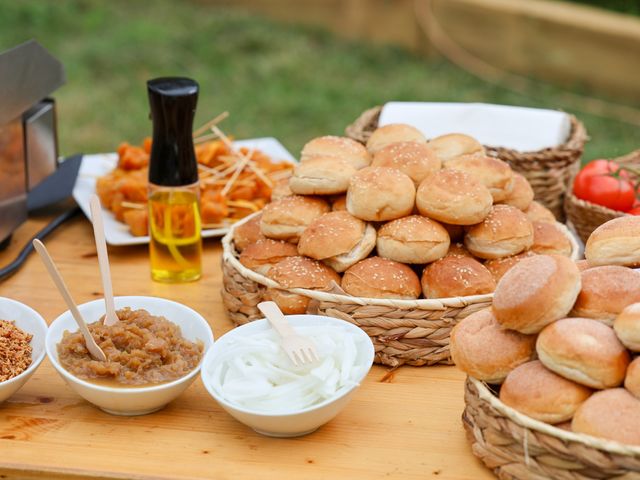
[565,149,640,243]
[455,216,640,478]
[346,106,587,220]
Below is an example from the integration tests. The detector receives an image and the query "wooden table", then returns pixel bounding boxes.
[0,208,493,480]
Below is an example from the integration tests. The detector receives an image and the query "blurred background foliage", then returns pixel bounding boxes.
[0,0,638,161]
[563,0,640,15]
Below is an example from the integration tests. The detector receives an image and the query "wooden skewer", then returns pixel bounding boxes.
[193,132,220,145]
[221,149,255,197]
[192,111,229,138]
[120,201,146,210]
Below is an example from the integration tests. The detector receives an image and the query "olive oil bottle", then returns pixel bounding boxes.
[147,77,202,282]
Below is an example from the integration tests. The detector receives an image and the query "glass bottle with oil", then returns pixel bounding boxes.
[147,77,202,282]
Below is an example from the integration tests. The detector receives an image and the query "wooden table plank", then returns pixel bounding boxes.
[0,212,492,479]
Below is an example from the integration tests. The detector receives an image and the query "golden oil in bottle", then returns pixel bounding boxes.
[147,77,202,283]
[149,185,202,282]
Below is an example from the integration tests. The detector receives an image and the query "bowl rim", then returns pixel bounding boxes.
[45,295,214,394]
[0,296,48,388]
[200,313,375,417]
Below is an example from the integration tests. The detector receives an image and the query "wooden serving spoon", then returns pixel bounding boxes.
[89,195,119,327]
[33,240,107,361]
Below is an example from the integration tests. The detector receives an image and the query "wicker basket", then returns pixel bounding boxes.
[220,213,580,368]
[463,376,640,479]
[345,106,588,220]
[565,149,640,244]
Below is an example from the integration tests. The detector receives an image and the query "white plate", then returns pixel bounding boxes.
[73,137,296,246]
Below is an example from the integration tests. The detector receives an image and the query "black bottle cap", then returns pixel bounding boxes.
[147,77,199,186]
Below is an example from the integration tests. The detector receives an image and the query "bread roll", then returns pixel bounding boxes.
[371,141,441,186]
[342,256,421,299]
[572,388,640,445]
[500,173,534,211]
[427,133,484,163]
[271,176,293,201]
[421,255,495,298]
[261,195,330,243]
[585,216,640,267]
[289,156,356,195]
[300,135,371,170]
[625,357,640,398]
[450,309,535,384]
[239,238,299,275]
[366,124,426,154]
[346,167,415,221]
[492,255,581,334]
[484,251,536,283]
[530,221,572,257]
[297,211,376,272]
[499,360,592,424]
[524,201,556,224]
[575,259,592,272]
[537,317,630,389]
[233,213,265,251]
[445,155,514,202]
[416,169,492,225]
[266,256,341,314]
[571,266,640,325]
[614,303,640,351]
[377,216,450,264]
[464,205,534,260]
[331,195,347,211]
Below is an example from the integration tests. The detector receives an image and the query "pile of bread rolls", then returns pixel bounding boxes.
[451,215,640,446]
[233,124,573,314]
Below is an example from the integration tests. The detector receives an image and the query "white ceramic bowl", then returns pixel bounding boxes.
[46,296,214,416]
[201,314,374,437]
[0,297,48,402]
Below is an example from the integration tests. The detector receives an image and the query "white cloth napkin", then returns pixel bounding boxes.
[378,102,572,152]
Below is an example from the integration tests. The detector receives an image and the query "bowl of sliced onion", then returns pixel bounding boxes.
[200,314,374,437]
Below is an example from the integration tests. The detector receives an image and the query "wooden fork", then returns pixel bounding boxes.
[257,301,319,366]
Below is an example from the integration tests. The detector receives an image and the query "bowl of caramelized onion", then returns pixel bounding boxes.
[46,296,213,415]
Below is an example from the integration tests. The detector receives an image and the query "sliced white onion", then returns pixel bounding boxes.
[209,325,368,413]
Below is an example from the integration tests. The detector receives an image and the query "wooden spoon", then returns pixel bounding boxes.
[89,195,119,327]
[33,240,107,362]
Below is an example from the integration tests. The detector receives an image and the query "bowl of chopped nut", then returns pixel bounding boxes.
[0,297,48,403]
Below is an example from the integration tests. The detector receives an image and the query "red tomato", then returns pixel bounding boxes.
[573,160,636,212]
[627,207,640,215]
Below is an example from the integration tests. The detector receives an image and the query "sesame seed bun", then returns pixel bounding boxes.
[289,156,357,195]
[238,238,299,275]
[572,388,640,445]
[416,169,493,225]
[537,317,630,389]
[499,360,592,424]
[260,195,330,243]
[445,154,514,202]
[342,256,421,299]
[524,201,556,224]
[297,211,376,272]
[571,266,640,325]
[427,133,485,163]
[271,176,294,201]
[233,213,265,251]
[371,141,441,187]
[376,215,450,264]
[464,205,534,260]
[346,166,416,221]
[500,173,534,211]
[492,255,581,334]
[366,124,427,154]
[331,195,347,211]
[585,216,640,267]
[300,135,371,170]
[575,259,592,272]
[530,221,572,257]
[450,308,535,384]
[484,251,537,283]
[446,242,474,258]
[266,256,341,314]
[421,255,495,298]
[614,302,640,351]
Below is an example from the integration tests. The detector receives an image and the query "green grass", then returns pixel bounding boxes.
[0,0,638,161]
